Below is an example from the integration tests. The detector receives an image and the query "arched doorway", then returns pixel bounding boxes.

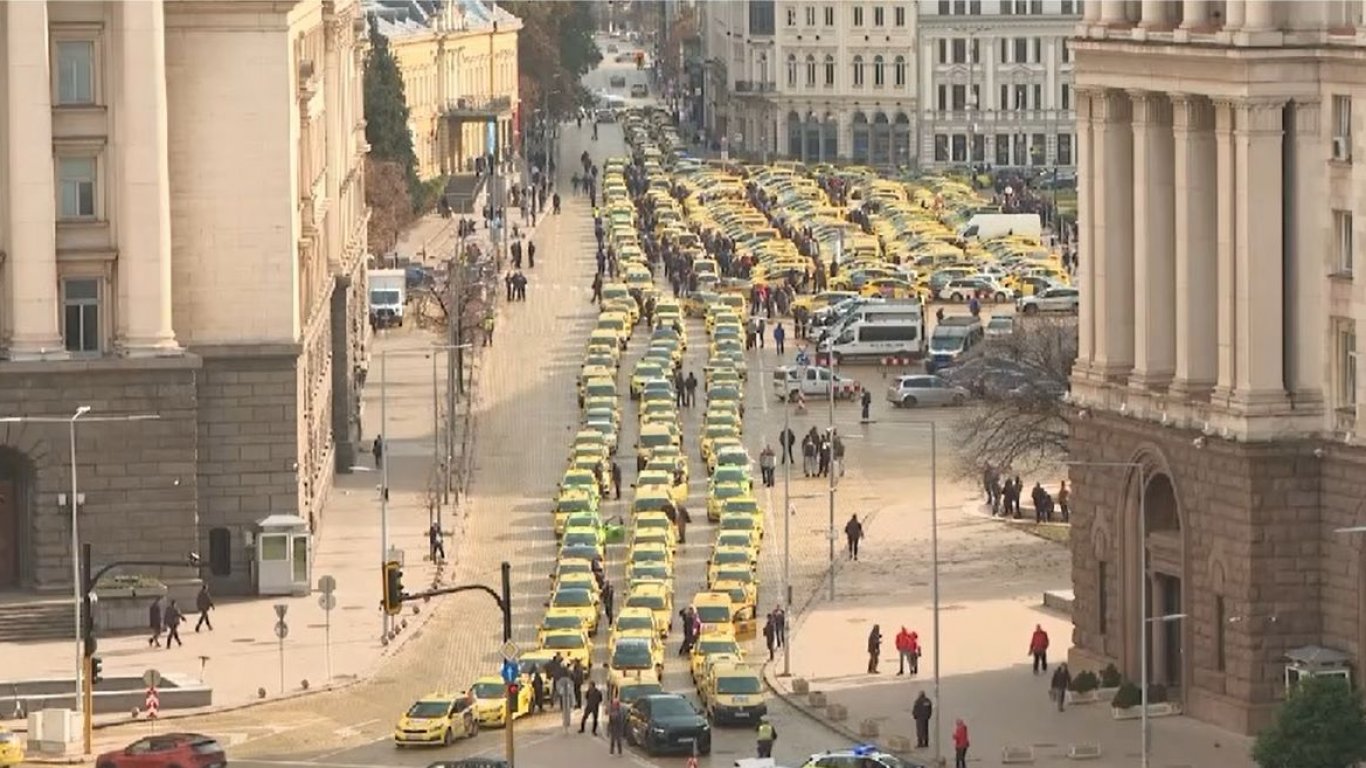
[851,112,870,164]
[822,113,839,161]
[872,112,892,167]
[1125,463,1187,698]
[893,112,913,167]
[787,111,802,158]
[0,447,37,589]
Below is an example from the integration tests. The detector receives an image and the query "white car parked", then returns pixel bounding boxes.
[1017,286,1081,314]
[884,374,969,408]
[936,277,1014,303]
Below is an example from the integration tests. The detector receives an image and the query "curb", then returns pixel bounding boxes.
[760,661,892,754]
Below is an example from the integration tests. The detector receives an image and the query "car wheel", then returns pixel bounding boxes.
[996,293,1007,302]
[902,395,918,408]
[1023,304,1039,314]
[952,394,967,406]
[470,717,480,737]
[700,738,713,756]
[950,292,962,302]
[443,728,454,746]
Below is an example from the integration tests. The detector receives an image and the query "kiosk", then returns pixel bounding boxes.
[254,514,311,596]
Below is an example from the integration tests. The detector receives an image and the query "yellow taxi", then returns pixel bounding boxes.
[706,482,749,522]
[643,457,688,498]
[689,631,745,683]
[553,491,598,535]
[540,627,594,668]
[632,510,678,548]
[547,585,600,635]
[639,399,679,425]
[596,312,632,349]
[552,567,600,598]
[701,663,768,725]
[631,360,670,399]
[791,290,858,315]
[393,691,478,746]
[630,490,676,517]
[0,732,18,766]
[469,676,531,727]
[650,445,690,483]
[586,329,622,361]
[609,606,659,649]
[608,635,664,683]
[721,496,766,537]
[682,290,720,317]
[695,652,744,696]
[711,578,758,615]
[690,591,739,636]
[624,580,674,638]
[582,376,619,407]
[699,423,741,466]
[560,526,606,561]
[560,468,602,506]
[707,546,758,585]
[637,469,686,505]
[538,608,589,645]
[626,540,674,573]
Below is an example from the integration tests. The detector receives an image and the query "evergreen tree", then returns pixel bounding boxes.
[1253,676,1366,768]
[363,19,418,194]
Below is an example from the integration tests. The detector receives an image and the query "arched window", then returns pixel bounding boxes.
[787,111,803,157]
[852,55,865,87]
[852,111,871,162]
[824,54,835,87]
[805,54,817,86]
[894,55,907,87]
[787,54,797,87]
[873,55,885,87]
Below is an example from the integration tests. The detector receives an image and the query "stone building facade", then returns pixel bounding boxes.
[0,0,370,596]
[1068,0,1366,734]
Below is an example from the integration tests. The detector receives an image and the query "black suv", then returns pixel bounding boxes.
[625,693,711,756]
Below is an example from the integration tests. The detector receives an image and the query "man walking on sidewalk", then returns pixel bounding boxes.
[912,692,932,748]
[194,584,215,632]
[163,600,184,648]
[371,435,384,469]
[429,521,446,562]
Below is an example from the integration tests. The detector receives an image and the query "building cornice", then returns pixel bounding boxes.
[166,1,298,18]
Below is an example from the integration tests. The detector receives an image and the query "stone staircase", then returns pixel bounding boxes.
[0,598,75,642]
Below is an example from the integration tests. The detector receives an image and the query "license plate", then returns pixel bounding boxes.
[733,696,749,703]
[733,711,750,718]
[678,737,695,744]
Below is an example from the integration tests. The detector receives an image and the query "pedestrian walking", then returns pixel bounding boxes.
[755,717,777,758]
[371,435,384,469]
[1051,663,1072,711]
[1057,480,1071,523]
[845,514,865,561]
[571,660,586,709]
[607,698,626,754]
[860,389,872,421]
[531,669,546,713]
[148,596,164,647]
[579,681,603,734]
[429,521,446,562]
[896,626,916,675]
[603,581,615,625]
[866,624,882,673]
[759,445,776,487]
[779,426,795,465]
[773,606,786,647]
[528,241,537,268]
[555,674,574,731]
[773,322,786,354]
[953,719,970,768]
[610,461,622,500]
[912,692,933,748]
[1029,624,1050,674]
[553,193,561,214]
[194,584,214,632]
[163,600,184,648]
[482,313,495,346]
[762,613,777,661]
[684,372,698,406]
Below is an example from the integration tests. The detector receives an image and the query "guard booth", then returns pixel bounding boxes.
[253,515,311,596]
[1284,645,1353,691]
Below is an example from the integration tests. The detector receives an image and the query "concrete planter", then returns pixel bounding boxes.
[92,583,167,634]
[1111,702,1182,720]
[1065,689,1100,704]
[1096,686,1120,701]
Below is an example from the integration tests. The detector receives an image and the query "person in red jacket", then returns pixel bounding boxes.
[952,718,969,768]
[1029,624,1050,674]
[895,627,913,675]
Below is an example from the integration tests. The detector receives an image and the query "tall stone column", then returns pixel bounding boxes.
[1100,0,1130,25]
[6,0,65,359]
[1171,94,1217,396]
[1139,0,1170,28]
[1243,0,1279,30]
[1180,0,1210,28]
[1213,99,1238,397]
[1075,87,1098,371]
[1091,89,1135,379]
[1083,0,1102,22]
[1233,98,1287,403]
[1225,0,1246,29]
[116,0,179,355]
[1129,91,1176,388]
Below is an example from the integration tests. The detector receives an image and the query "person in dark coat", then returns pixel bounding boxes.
[163,600,184,648]
[579,681,603,734]
[607,698,626,754]
[779,426,796,464]
[1050,663,1072,711]
[763,614,777,661]
[867,624,882,673]
[531,669,546,712]
[845,514,865,560]
[194,584,214,632]
[571,660,586,709]
[675,503,691,544]
[372,435,384,468]
[912,692,933,748]
[148,596,164,647]
[610,461,622,500]
[602,581,615,625]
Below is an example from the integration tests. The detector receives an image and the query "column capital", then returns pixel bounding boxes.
[1095,88,1132,123]
[1128,90,1172,127]
[1233,96,1288,135]
[1171,93,1214,132]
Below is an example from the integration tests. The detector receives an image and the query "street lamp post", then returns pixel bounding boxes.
[1067,460,1149,768]
[0,408,160,745]
[781,392,793,677]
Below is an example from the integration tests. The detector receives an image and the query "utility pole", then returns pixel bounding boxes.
[826,361,836,601]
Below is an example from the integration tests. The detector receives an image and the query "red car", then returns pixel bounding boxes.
[95,734,226,768]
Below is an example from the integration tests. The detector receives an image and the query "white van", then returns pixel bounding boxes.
[825,320,924,362]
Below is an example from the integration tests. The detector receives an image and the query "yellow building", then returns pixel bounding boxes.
[367,0,521,179]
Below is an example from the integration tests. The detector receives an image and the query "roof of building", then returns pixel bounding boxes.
[363,0,520,38]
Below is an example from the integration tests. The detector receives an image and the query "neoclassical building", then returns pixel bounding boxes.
[366,0,521,179]
[0,0,370,595]
[1069,0,1366,733]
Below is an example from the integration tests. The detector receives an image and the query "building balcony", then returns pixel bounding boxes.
[442,95,514,120]
[734,80,777,94]
[926,108,1073,126]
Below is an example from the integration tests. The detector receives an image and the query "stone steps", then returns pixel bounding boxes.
[0,599,75,643]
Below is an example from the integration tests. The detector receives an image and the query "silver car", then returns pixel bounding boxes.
[885,374,969,408]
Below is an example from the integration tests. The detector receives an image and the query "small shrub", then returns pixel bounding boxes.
[1069,670,1100,693]
[1100,663,1122,688]
[1111,681,1142,709]
[1148,684,1169,704]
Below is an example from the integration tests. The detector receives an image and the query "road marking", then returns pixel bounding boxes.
[330,718,381,740]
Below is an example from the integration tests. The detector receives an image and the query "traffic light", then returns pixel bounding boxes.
[382,561,405,615]
[90,656,103,685]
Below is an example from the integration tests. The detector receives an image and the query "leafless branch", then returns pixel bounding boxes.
[942,318,1077,478]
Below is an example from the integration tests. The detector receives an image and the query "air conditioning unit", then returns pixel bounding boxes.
[1334,135,1351,161]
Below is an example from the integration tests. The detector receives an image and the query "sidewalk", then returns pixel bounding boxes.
[760,497,1255,768]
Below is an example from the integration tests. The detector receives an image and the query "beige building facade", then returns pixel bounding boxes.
[367,0,520,180]
[0,0,370,595]
[1068,0,1366,734]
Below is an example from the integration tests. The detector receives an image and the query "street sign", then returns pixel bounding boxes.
[500,659,519,684]
[317,575,336,595]
[141,669,161,688]
[499,641,520,661]
[274,603,288,620]
[144,687,160,719]
[274,621,289,640]
[318,594,337,611]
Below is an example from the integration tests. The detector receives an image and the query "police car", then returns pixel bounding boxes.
[798,745,929,768]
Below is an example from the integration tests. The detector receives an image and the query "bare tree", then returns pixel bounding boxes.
[366,158,415,256]
[941,317,1077,477]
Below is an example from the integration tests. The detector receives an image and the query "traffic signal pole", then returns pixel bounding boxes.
[502,562,514,768]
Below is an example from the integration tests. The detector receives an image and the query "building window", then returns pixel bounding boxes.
[1013,37,1028,63]
[1062,40,1072,63]
[1061,83,1071,110]
[805,5,816,25]
[1031,0,1044,13]
[1031,133,1046,164]
[953,0,967,13]
[1214,595,1226,672]
[951,84,966,110]
[824,6,835,25]
[824,54,835,86]
[939,0,951,13]
[952,38,967,63]
[1014,84,1028,109]
[1337,320,1358,411]
[787,54,798,87]
[971,39,981,63]
[208,527,232,577]
[62,277,101,354]
[1000,0,1012,13]
[55,40,95,106]
[1057,133,1073,165]
[1033,84,1043,109]
[894,55,906,87]
[1097,561,1108,635]
[806,55,817,86]
[952,134,967,162]
[57,156,97,220]
[934,134,949,162]
[873,5,884,25]
[787,7,796,25]
[999,39,1009,63]
[938,39,948,64]
[895,6,906,25]
[970,0,982,12]
[852,55,865,87]
[937,85,947,111]
[1333,94,1352,161]
[1062,0,1077,13]
[1000,85,1008,110]
[1032,37,1042,63]
[1335,209,1354,275]
[853,5,864,25]
[873,55,885,87]
[995,133,1010,165]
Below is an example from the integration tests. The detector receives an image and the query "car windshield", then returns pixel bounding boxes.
[632,548,665,562]
[544,633,585,649]
[617,615,654,631]
[564,531,597,546]
[612,642,653,668]
[695,604,731,622]
[726,500,758,514]
[554,589,592,607]
[714,484,743,498]
[714,550,749,564]
[543,615,583,630]
[619,683,663,702]
[406,700,451,718]
[628,593,664,610]
[640,432,673,447]
[650,697,697,718]
[637,516,668,529]
[717,568,752,583]
[471,682,504,699]
[716,676,762,694]
[698,639,740,655]
[631,565,667,580]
